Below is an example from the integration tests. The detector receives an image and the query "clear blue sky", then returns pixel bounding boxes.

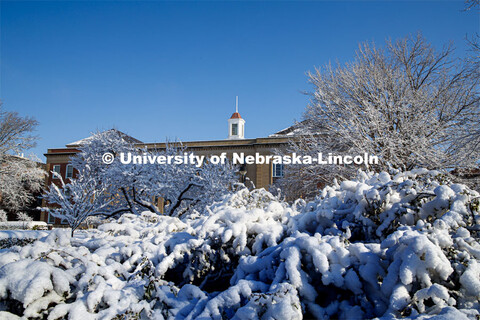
[1,1,478,161]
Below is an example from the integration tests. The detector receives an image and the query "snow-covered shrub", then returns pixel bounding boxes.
[14,212,33,230]
[272,169,480,318]
[0,238,37,249]
[0,221,48,231]
[309,169,479,241]
[15,212,33,222]
[0,210,7,222]
[1,169,479,319]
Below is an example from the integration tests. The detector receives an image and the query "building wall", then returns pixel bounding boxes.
[140,137,289,189]
[41,149,79,223]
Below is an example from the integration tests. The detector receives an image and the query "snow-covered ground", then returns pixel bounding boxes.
[0,169,479,319]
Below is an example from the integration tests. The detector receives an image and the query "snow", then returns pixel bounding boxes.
[66,129,143,147]
[0,230,49,240]
[268,121,309,138]
[0,169,479,319]
[459,259,480,298]
[0,221,47,231]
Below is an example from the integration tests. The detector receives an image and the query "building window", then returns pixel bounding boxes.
[231,123,238,136]
[66,165,73,179]
[52,165,61,178]
[272,163,284,178]
[48,212,55,224]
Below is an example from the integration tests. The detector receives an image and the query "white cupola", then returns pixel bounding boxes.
[228,96,245,139]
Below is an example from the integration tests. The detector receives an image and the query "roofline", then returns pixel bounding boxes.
[44,148,81,157]
[45,137,293,155]
[139,136,291,148]
[1,154,46,165]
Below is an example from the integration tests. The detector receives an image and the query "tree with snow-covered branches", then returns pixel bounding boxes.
[0,210,7,222]
[15,212,33,229]
[464,0,479,11]
[0,155,45,212]
[0,104,38,155]
[44,130,238,234]
[0,104,45,213]
[43,172,114,235]
[279,33,480,199]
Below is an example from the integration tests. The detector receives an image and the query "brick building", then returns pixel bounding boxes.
[41,109,293,224]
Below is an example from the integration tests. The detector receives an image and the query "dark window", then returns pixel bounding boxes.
[232,123,238,136]
[272,163,284,178]
[66,165,73,179]
[52,165,61,178]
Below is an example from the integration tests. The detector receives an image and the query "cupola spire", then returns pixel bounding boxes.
[227,96,245,139]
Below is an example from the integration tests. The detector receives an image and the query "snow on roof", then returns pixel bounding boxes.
[268,120,310,137]
[66,129,143,147]
[0,154,44,166]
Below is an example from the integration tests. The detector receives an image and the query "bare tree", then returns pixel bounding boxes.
[464,0,479,11]
[0,104,38,155]
[280,33,480,198]
[0,105,44,213]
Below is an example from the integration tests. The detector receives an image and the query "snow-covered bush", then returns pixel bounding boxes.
[14,212,33,230]
[310,169,479,241]
[0,229,49,249]
[15,212,33,222]
[272,169,480,318]
[0,210,7,222]
[0,221,48,231]
[1,169,479,319]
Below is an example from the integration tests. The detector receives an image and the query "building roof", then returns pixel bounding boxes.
[230,112,242,119]
[66,129,143,147]
[269,120,310,137]
[0,154,45,166]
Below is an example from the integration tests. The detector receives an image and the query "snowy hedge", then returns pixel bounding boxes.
[0,230,50,249]
[0,221,48,231]
[0,169,479,319]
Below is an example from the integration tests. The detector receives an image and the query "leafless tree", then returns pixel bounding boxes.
[464,0,479,11]
[280,33,480,199]
[0,104,45,213]
[0,104,38,155]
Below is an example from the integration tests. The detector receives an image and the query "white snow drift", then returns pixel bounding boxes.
[0,169,479,319]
